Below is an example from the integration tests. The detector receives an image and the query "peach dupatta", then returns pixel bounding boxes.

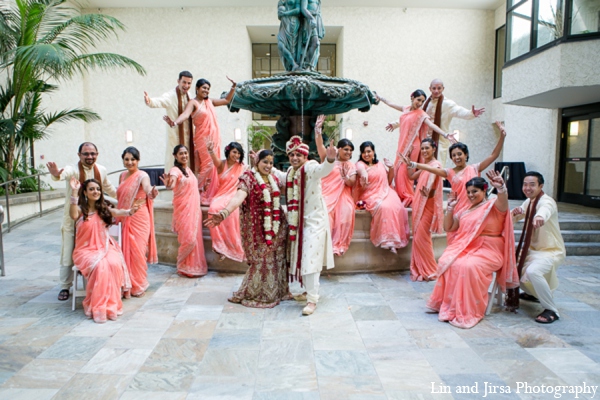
[192,99,221,206]
[322,160,356,256]
[445,163,480,244]
[427,199,519,328]
[394,108,430,206]
[170,166,208,277]
[410,159,443,281]
[208,162,245,262]
[356,161,409,250]
[72,213,131,323]
[117,170,157,296]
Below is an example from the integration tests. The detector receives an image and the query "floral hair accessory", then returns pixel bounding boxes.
[286,135,309,156]
[356,200,366,210]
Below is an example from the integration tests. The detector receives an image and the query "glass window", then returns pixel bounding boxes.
[494,26,506,98]
[570,0,600,35]
[563,161,586,194]
[566,120,589,158]
[537,0,564,47]
[508,0,532,60]
[587,161,600,196]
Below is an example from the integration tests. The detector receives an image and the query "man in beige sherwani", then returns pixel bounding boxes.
[386,79,485,167]
[144,71,193,171]
[46,142,117,301]
[512,171,565,324]
[272,136,337,315]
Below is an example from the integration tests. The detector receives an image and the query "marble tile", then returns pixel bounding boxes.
[80,348,152,375]
[175,305,223,321]
[373,356,441,391]
[221,302,270,314]
[1,359,85,389]
[209,329,261,350]
[386,390,454,400]
[312,329,365,351]
[144,338,208,365]
[216,312,264,330]
[421,348,493,375]
[314,350,377,377]
[1,324,71,348]
[52,373,133,400]
[0,388,58,400]
[395,311,451,330]
[258,338,314,367]
[350,305,397,321]
[465,337,536,360]
[408,329,470,349]
[309,312,357,332]
[138,296,188,315]
[261,319,311,340]
[66,320,124,337]
[527,348,600,374]
[318,375,384,395]
[501,326,571,348]
[104,327,165,350]
[187,375,255,400]
[186,291,230,305]
[197,349,259,377]
[345,293,388,306]
[438,374,519,400]
[252,391,320,400]
[487,359,566,389]
[129,362,199,392]
[37,336,107,361]
[0,318,38,335]
[262,303,304,320]
[255,363,318,392]
[119,391,188,400]
[162,320,217,340]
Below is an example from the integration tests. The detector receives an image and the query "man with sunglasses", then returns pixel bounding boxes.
[47,142,117,301]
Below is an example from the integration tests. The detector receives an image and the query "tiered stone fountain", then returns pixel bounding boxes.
[155,3,446,272]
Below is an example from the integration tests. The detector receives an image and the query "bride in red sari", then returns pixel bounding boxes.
[205,150,291,308]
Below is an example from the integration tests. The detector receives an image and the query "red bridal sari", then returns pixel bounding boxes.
[230,171,290,308]
[410,159,443,281]
[321,160,356,256]
[426,199,519,328]
[169,166,208,277]
[72,213,131,323]
[117,170,157,296]
[207,162,245,262]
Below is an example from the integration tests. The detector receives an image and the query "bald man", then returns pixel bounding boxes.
[387,79,484,168]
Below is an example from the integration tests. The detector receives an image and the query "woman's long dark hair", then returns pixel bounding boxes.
[359,141,378,164]
[78,179,114,227]
[173,144,189,177]
[465,176,489,196]
[225,142,245,164]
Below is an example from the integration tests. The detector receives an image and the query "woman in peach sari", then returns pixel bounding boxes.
[206,140,245,262]
[355,141,410,253]
[166,77,237,205]
[408,121,507,243]
[314,116,356,256]
[426,172,519,328]
[117,147,159,297]
[378,90,453,206]
[161,145,208,278]
[402,138,443,281]
[70,178,139,323]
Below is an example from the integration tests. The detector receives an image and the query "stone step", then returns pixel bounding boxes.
[514,220,600,230]
[564,242,600,256]
[514,230,600,243]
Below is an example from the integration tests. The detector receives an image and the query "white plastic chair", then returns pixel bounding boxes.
[72,222,121,311]
[485,272,503,315]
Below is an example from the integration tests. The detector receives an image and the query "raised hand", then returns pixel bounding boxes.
[447,191,458,209]
[472,105,485,117]
[495,121,507,137]
[358,169,368,187]
[159,173,172,188]
[148,186,159,200]
[226,75,237,87]
[446,132,458,144]
[206,137,215,153]
[315,114,326,135]
[385,123,395,132]
[163,115,175,127]
[383,158,393,169]
[532,216,545,229]
[511,206,524,217]
[69,176,81,192]
[325,142,337,162]
[420,186,430,198]
[249,150,259,167]
[46,162,63,178]
[398,152,410,166]
[485,169,505,189]
[340,162,350,180]
[204,212,223,228]
[144,91,151,105]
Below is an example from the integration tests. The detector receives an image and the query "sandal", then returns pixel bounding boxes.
[519,292,540,303]
[58,289,69,301]
[535,309,559,324]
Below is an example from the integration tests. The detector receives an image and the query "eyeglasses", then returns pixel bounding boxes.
[80,152,98,157]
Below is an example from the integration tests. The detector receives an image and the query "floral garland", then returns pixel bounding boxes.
[286,168,300,241]
[253,169,281,245]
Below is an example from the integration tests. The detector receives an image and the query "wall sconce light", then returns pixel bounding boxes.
[234,128,242,141]
[453,129,460,142]
[345,128,353,140]
[126,130,133,143]
[569,121,579,136]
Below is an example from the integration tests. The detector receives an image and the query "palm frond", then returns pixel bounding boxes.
[64,52,146,77]
[42,108,101,126]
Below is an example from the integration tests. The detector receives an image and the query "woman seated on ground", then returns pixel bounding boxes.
[70,178,139,324]
[406,121,506,243]
[355,141,410,253]
[205,150,291,308]
[314,115,357,256]
[206,140,246,262]
[117,146,159,298]
[160,145,208,278]
[426,171,519,329]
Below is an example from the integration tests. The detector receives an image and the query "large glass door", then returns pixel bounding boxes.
[560,104,600,208]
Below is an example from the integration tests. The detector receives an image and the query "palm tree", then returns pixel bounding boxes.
[0,0,146,192]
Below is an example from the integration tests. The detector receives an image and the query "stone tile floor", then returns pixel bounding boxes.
[0,209,599,399]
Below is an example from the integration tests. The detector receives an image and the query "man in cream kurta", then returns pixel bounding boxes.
[144,71,193,171]
[272,135,336,315]
[512,172,565,322]
[387,79,484,167]
[47,142,117,300]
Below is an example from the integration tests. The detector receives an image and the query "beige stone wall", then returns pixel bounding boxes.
[36,5,498,188]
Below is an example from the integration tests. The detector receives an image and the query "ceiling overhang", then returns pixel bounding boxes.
[505,86,600,109]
